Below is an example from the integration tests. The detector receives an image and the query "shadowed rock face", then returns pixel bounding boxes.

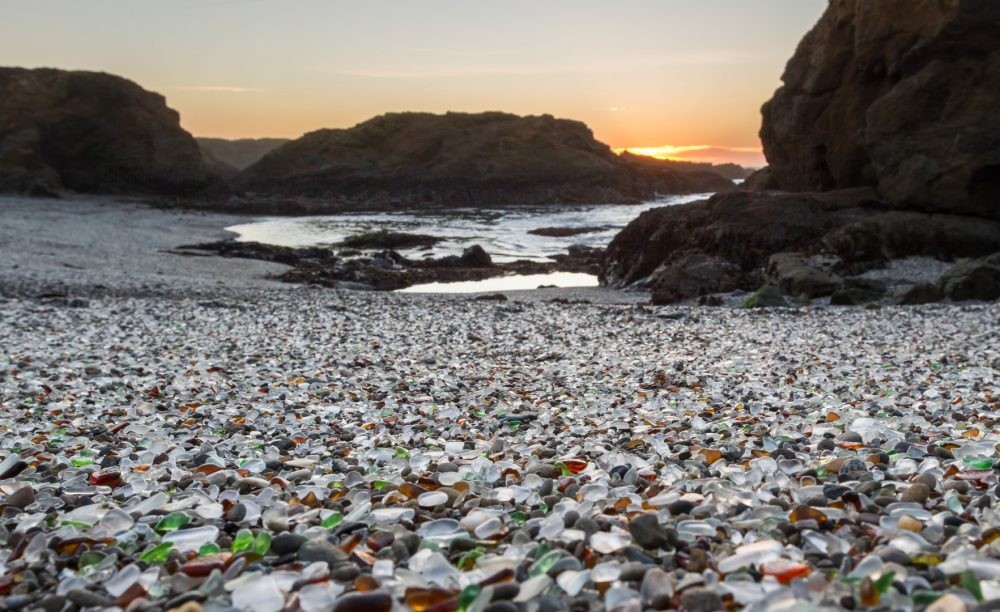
[601,189,883,293]
[602,1,1000,301]
[601,188,1000,301]
[233,112,735,206]
[0,67,213,195]
[760,0,1000,219]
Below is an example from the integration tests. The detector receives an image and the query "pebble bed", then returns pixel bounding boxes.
[0,291,998,612]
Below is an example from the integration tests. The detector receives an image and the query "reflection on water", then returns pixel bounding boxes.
[397,272,599,294]
[226,194,710,263]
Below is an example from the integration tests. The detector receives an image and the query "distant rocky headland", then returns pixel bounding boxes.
[0,67,217,196]
[602,0,1000,305]
[196,137,288,171]
[229,112,735,209]
[0,68,738,210]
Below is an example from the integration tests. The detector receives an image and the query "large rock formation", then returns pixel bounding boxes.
[197,137,288,171]
[602,0,1000,302]
[0,67,214,195]
[760,0,1000,219]
[233,112,735,207]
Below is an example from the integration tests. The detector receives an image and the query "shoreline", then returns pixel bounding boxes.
[0,195,649,303]
[1,195,983,308]
[0,195,289,298]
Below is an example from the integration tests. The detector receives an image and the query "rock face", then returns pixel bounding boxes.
[603,189,881,290]
[234,112,735,207]
[602,1,1000,303]
[761,0,1000,219]
[197,137,288,171]
[604,189,1000,303]
[901,252,1000,304]
[185,239,596,291]
[765,253,843,298]
[0,67,214,195]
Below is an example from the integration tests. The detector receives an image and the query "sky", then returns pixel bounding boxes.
[0,0,826,166]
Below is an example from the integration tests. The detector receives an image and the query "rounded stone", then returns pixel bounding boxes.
[298,538,348,567]
[680,588,723,612]
[628,514,670,550]
[272,532,305,555]
[901,483,931,504]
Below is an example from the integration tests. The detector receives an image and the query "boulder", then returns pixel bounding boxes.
[939,253,1000,301]
[743,285,788,309]
[760,0,1000,219]
[551,244,605,275]
[896,283,945,305]
[894,252,1000,303]
[422,244,494,269]
[738,167,778,191]
[601,187,1000,303]
[458,245,493,268]
[650,254,742,305]
[601,189,880,290]
[0,67,215,195]
[766,252,843,298]
[830,278,887,306]
[823,212,1000,263]
[341,230,441,250]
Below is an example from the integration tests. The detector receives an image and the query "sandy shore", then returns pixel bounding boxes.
[0,195,291,297]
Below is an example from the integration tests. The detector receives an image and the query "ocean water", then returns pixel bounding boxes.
[398,272,599,294]
[227,194,711,292]
[227,193,709,263]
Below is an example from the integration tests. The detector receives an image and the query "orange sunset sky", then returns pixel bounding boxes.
[0,0,827,166]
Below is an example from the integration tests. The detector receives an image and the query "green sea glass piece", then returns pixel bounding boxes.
[154,512,189,533]
[140,542,173,564]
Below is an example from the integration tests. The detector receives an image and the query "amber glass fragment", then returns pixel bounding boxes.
[404,587,458,612]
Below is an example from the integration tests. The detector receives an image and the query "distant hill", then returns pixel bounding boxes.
[0,67,215,196]
[197,137,288,171]
[234,111,735,208]
[617,151,752,181]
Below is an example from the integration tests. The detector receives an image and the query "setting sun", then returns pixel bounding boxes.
[615,145,765,167]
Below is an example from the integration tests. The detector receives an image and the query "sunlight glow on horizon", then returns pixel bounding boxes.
[0,1,827,154]
[615,145,766,167]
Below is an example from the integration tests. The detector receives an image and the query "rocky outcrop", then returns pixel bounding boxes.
[233,112,735,208]
[0,67,215,195]
[742,285,788,309]
[197,138,288,171]
[649,254,743,305]
[603,189,882,290]
[765,253,843,298]
[899,252,1000,304]
[760,0,1000,219]
[602,0,1000,303]
[602,187,1000,303]
[184,240,599,291]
